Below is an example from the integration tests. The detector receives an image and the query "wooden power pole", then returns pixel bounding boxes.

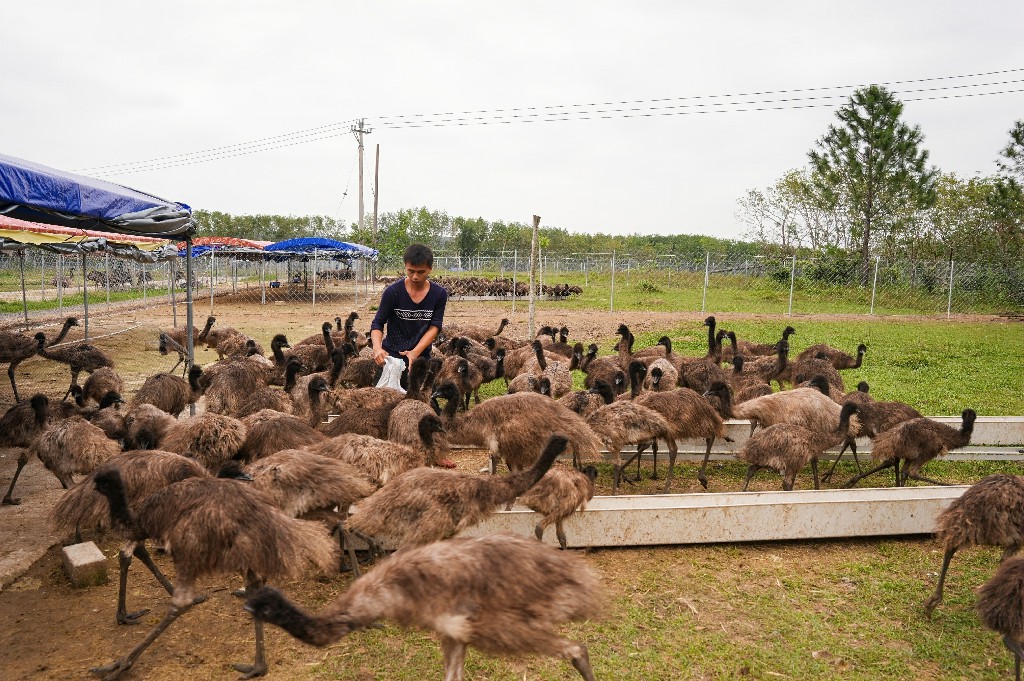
[528,215,540,338]
[351,119,372,233]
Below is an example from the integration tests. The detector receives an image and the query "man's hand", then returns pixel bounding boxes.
[399,349,419,365]
[373,346,389,366]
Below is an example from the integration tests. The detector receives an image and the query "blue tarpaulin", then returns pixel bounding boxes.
[0,153,192,237]
[264,237,378,260]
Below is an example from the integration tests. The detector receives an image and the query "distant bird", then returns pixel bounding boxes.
[245,533,601,681]
[35,333,114,399]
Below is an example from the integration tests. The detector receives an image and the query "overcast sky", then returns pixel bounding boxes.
[4,2,1023,241]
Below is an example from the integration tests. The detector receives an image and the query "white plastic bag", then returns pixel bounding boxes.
[375,356,407,393]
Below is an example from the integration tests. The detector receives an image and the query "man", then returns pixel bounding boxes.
[370,243,448,371]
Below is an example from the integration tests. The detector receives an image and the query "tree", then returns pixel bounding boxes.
[737,169,850,253]
[809,85,938,283]
[987,120,1024,257]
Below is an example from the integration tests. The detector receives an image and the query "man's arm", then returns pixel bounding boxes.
[370,286,396,366]
[371,328,388,366]
[400,325,440,364]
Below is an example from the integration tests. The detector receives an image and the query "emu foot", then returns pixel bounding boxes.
[232,662,268,679]
[232,589,247,599]
[922,594,941,619]
[116,609,150,625]
[697,471,709,490]
[2,496,22,506]
[90,658,133,681]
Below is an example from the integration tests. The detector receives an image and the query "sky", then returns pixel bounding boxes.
[4,1,1023,241]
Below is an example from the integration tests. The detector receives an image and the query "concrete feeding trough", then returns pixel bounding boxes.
[458,485,969,549]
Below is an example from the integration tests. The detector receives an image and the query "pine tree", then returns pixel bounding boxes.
[809,85,937,283]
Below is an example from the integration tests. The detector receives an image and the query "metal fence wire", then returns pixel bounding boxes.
[2,250,1022,334]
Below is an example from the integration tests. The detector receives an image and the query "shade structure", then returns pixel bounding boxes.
[176,236,272,260]
[0,214,177,262]
[0,153,192,238]
[263,236,377,261]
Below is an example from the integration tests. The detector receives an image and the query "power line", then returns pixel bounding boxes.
[81,68,1024,177]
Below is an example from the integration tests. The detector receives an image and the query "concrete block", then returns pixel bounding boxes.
[61,542,108,588]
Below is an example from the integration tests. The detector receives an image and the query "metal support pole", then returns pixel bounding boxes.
[312,248,318,314]
[185,238,196,416]
[232,258,237,294]
[512,249,517,314]
[209,250,215,313]
[869,256,880,315]
[18,251,28,326]
[701,252,710,313]
[40,252,45,302]
[947,258,955,319]
[169,259,177,328]
[584,259,588,287]
[142,261,147,303]
[610,250,616,313]
[528,216,540,338]
[787,255,796,317]
[105,252,110,307]
[82,252,90,340]
[260,258,266,305]
[58,256,64,314]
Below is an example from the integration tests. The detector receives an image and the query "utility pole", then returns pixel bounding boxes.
[351,119,372,234]
[372,143,380,291]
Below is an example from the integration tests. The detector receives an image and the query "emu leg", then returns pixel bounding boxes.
[849,439,862,474]
[133,545,175,595]
[1004,636,1024,681]
[742,465,759,491]
[651,439,659,480]
[116,548,152,625]
[923,546,957,618]
[695,437,714,490]
[7,363,21,403]
[662,440,679,494]
[534,522,545,542]
[822,440,851,482]
[555,519,568,550]
[811,458,819,490]
[619,451,642,483]
[842,458,896,488]
[90,599,195,680]
[2,453,29,505]
[233,575,269,679]
[441,636,467,681]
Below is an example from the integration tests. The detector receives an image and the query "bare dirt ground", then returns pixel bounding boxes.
[0,293,1016,680]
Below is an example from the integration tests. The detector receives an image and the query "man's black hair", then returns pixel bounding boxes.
[403,243,433,267]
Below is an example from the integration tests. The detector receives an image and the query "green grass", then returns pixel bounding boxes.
[0,287,173,314]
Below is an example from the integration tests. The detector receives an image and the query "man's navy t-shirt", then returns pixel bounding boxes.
[370,279,448,359]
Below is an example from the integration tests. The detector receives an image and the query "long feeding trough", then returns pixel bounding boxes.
[459,485,970,549]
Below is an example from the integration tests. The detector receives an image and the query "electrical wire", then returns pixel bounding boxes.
[79,68,1024,177]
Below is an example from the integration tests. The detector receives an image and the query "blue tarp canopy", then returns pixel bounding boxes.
[0,153,193,238]
[264,237,378,261]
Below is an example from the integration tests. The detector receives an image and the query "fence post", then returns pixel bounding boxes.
[512,249,517,314]
[312,248,318,314]
[260,259,266,305]
[584,258,588,287]
[947,258,955,319]
[701,252,710,313]
[869,255,880,315]
[232,257,237,294]
[169,260,177,328]
[610,251,616,312]
[82,252,90,340]
[105,252,111,308]
[787,255,796,317]
[58,255,64,314]
[40,252,45,302]
[209,250,215,313]
[18,251,28,326]
[142,261,148,303]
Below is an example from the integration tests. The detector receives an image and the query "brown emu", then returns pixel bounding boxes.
[976,555,1024,680]
[795,342,867,369]
[518,465,598,549]
[245,533,601,681]
[843,409,976,488]
[162,315,214,350]
[346,435,566,550]
[1,394,52,505]
[129,366,204,416]
[558,379,616,419]
[35,333,114,398]
[737,402,861,491]
[0,316,77,402]
[922,474,1024,618]
[50,450,209,624]
[433,382,600,474]
[88,469,336,680]
[586,401,672,495]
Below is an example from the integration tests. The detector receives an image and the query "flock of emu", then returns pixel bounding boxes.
[0,310,1022,678]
